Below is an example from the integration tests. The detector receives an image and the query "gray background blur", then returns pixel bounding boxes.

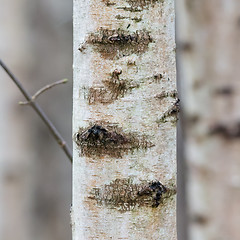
[0,0,72,240]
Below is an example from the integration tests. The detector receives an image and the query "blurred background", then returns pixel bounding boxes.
[0,0,72,240]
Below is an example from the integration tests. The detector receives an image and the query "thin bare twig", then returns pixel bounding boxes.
[19,79,68,105]
[0,59,72,163]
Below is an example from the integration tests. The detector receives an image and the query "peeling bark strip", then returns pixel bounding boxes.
[85,28,152,59]
[75,124,154,157]
[89,178,176,211]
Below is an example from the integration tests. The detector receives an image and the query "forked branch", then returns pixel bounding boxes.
[19,79,68,105]
[0,59,72,163]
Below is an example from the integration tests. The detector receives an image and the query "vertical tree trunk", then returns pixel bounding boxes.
[177,0,240,239]
[73,0,177,239]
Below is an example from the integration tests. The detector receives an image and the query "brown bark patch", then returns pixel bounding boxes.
[87,72,168,105]
[115,14,142,22]
[155,90,178,100]
[88,69,139,104]
[75,124,154,157]
[102,0,116,6]
[126,0,164,9]
[88,178,175,211]
[86,28,152,59]
[102,0,164,10]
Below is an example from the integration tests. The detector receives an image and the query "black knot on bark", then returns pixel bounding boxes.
[138,181,167,207]
[85,125,108,141]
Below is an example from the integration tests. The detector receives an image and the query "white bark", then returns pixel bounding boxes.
[177,0,240,239]
[73,0,177,239]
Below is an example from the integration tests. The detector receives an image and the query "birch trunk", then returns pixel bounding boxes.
[73,1,177,239]
[177,0,240,239]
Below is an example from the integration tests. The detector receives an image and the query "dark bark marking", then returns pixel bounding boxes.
[157,98,180,124]
[116,6,143,12]
[86,28,152,59]
[191,214,209,225]
[109,0,164,11]
[237,16,240,28]
[87,72,168,105]
[102,0,116,6]
[186,114,201,128]
[75,124,154,157]
[214,86,234,96]
[88,69,139,104]
[126,0,164,9]
[209,122,240,139]
[115,14,142,22]
[177,41,194,52]
[155,90,178,100]
[88,178,175,211]
[138,181,167,207]
[153,73,163,82]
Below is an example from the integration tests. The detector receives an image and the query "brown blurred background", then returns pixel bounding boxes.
[0,0,72,240]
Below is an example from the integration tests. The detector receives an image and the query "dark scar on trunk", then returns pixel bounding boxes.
[88,69,139,104]
[75,124,154,157]
[84,28,152,59]
[88,178,176,211]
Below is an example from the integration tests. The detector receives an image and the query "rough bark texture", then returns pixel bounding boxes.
[73,0,177,239]
[177,0,240,239]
